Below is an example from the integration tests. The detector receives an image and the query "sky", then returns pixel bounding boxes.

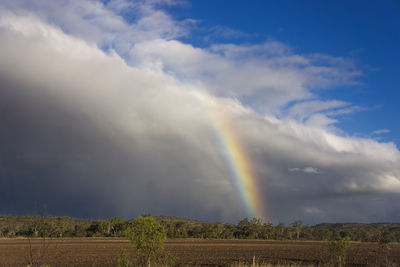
[0,0,399,224]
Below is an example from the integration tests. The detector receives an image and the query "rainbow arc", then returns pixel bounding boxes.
[211,111,266,220]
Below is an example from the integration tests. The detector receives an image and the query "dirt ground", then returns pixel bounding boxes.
[0,238,399,266]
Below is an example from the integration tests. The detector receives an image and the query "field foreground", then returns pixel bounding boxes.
[0,238,399,266]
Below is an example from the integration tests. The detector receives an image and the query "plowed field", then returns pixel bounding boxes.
[0,238,399,266]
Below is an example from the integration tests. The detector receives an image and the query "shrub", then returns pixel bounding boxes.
[326,236,350,267]
[126,216,168,267]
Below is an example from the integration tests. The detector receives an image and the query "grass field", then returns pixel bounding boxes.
[0,238,399,266]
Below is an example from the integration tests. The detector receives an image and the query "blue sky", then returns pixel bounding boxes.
[0,0,399,223]
[165,0,400,145]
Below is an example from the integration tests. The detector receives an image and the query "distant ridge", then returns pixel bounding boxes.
[316,222,400,231]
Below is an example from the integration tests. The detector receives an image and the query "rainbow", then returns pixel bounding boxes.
[212,112,266,221]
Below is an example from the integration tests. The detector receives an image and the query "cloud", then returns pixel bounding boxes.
[0,0,192,56]
[372,129,391,135]
[286,100,351,127]
[128,39,362,116]
[0,1,399,224]
[209,25,253,39]
[289,167,320,174]
[304,207,323,215]
[0,0,360,116]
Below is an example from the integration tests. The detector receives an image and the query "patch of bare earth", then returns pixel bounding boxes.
[0,238,399,266]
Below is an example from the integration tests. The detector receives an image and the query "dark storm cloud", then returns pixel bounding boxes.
[0,15,242,221]
[0,6,399,224]
[0,73,240,220]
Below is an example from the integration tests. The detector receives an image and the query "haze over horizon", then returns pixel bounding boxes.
[0,0,399,225]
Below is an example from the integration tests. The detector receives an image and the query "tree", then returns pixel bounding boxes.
[291,220,303,240]
[126,216,167,267]
[260,222,274,239]
[248,218,263,239]
[172,221,187,238]
[105,217,127,237]
[236,218,250,238]
[314,226,333,240]
[274,223,285,240]
[54,216,70,237]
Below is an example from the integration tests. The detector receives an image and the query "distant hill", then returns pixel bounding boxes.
[315,222,400,231]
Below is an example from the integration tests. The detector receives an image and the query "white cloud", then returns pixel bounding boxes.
[0,0,191,55]
[0,1,399,223]
[0,0,361,117]
[128,39,362,116]
[209,25,253,39]
[288,100,349,120]
[372,129,391,135]
[288,167,320,174]
[303,167,320,174]
[304,207,323,215]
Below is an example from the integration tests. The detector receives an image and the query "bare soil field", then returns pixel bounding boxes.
[0,238,399,266]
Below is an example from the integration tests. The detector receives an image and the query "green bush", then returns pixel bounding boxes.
[126,216,168,267]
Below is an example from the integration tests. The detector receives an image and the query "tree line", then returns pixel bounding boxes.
[1,215,399,243]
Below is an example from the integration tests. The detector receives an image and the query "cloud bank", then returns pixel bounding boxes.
[0,0,399,224]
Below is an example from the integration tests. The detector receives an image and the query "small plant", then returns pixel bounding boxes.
[116,249,132,267]
[326,236,350,267]
[126,216,173,267]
